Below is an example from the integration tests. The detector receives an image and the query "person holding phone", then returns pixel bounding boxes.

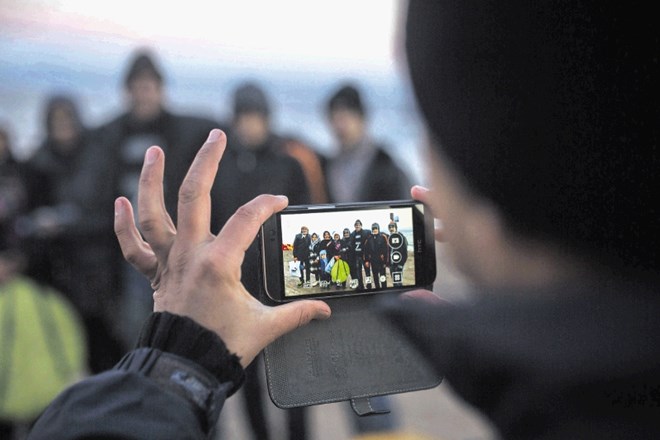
[28,2,659,439]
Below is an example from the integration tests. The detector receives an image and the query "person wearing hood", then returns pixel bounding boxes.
[21,95,124,373]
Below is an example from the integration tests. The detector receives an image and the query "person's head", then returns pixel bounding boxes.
[232,82,271,149]
[311,232,319,241]
[300,226,308,235]
[354,220,362,232]
[123,49,165,122]
[43,95,84,154]
[371,223,380,235]
[323,231,331,240]
[326,84,367,150]
[388,222,398,233]
[333,232,340,241]
[404,1,659,286]
[320,250,327,260]
[343,228,351,239]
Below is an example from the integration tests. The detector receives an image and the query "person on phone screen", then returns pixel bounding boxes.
[308,232,321,287]
[363,223,389,289]
[348,219,367,290]
[292,226,311,287]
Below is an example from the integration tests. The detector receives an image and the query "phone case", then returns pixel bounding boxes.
[260,290,442,414]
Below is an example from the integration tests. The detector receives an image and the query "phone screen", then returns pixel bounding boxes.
[270,203,430,300]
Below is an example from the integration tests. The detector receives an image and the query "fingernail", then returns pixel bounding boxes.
[207,129,222,142]
[145,147,158,164]
[114,199,123,216]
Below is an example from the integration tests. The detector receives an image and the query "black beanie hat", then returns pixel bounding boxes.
[405,1,659,272]
[124,50,163,87]
[327,84,365,117]
[233,83,270,117]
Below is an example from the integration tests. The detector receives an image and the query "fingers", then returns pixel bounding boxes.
[411,185,445,242]
[267,300,331,342]
[114,197,158,279]
[137,146,176,256]
[411,185,431,204]
[177,129,227,242]
[214,194,289,262]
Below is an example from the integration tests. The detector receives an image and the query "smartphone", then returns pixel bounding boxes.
[260,200,436,302]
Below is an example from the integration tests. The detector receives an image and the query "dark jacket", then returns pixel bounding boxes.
[383,278,660,440]
[325,148,411,203]
[292,233,311,261]
[28,312,244,439]
[210,133,310,297]
[363,232,389,267]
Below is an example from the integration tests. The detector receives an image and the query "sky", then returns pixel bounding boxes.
[0,0,403,73]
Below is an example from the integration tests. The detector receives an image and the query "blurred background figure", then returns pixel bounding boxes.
[322,82,411,435]
[211,81,311,440]
[1,124,87,439]
[0,126,26,275]
[324,83,411,203]
[19,95,123,374]
[79,49,217,351]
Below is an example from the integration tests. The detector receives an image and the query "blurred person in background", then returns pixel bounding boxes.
[324,83,411,204]
[1,125,86,439]
[80,48,217,351]
[323,83,407,434]
[20,95,123,373]
[211,81,311,440]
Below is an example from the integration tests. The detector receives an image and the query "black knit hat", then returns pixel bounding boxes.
[233,83,270,117]
[124,50,163,87]
[327,84,365,116]
[405,1,659,272]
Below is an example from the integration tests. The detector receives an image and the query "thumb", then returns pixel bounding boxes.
[268,300,331,340]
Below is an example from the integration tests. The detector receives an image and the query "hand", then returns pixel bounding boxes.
[114,129,331,367]
[411,185,444,242]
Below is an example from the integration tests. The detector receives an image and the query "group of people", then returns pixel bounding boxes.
[292,219,409,292]
[1,48,410,438]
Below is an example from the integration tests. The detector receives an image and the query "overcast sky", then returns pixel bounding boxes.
[0,0,403,73]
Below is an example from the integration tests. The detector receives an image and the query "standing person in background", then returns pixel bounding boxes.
[21,95,123,373]
[363,222,389,290]
[292,226,311,288]
[1,125,86,439]
[323,83,406,434]
[308,232,321,287]
[324,83,411,204]
[80,48,217,351]
[210,81,311,440]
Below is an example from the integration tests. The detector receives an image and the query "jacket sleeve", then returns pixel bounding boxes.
[28,312,245,440]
